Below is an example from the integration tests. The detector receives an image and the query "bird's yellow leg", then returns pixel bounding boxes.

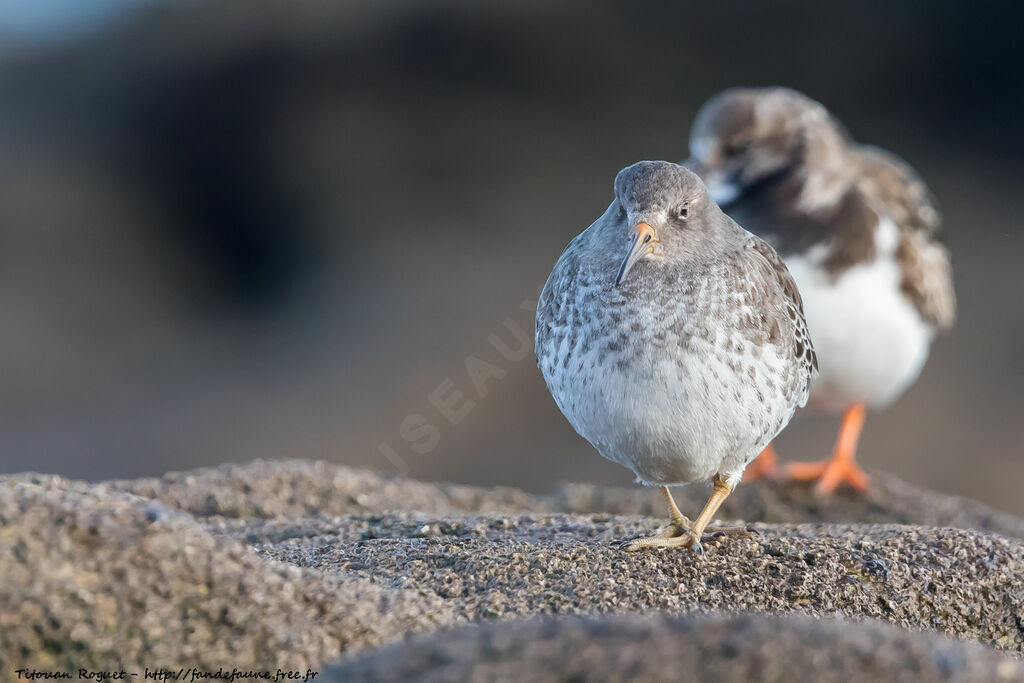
[784,403,870,494]
[662,485,691,530]
[621,475,753,553]
[630,487,692,542]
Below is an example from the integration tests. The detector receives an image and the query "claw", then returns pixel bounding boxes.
[699,525,758,545]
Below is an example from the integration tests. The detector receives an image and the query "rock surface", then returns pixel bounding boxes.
[3,460,1024,680]
[0,473,456,672]
[237,512,1024,652]
[327,614,1024,683]
[109,459,1024,538]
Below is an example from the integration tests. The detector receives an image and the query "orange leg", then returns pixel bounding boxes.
[744,443,780,481]
[784,403,870,494]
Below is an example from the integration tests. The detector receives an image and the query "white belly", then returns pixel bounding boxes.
[541,332,795,487]
[785,252,933,412]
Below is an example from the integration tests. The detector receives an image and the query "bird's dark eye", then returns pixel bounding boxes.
[723,140,751,157]
[677,202,689,219]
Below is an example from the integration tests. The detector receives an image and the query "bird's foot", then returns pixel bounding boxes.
[641,518,689,541]
[619,524,757,554]
[784,457,869,495]
[785,403,869,495]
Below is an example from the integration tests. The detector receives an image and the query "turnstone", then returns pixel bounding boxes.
[535,161,817,552]
[685,87,956,494]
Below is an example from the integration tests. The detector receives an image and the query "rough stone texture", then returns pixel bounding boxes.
[327,614,1024,683]
[107,459,1024,538]
[105,460,538,519]
[3,460,1024,680]
[550,471,1024,538]
[232,512,1024,653]
[0,475,456,673]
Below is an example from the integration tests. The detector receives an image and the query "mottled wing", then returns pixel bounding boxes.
[857,147,956,332]
[535,235,583,367]
[747,235,818,406]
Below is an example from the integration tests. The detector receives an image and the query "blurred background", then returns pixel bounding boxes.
[0,0,1021,512]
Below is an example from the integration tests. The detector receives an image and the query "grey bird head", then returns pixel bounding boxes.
[611,160,718,286]
[684,87,851,206]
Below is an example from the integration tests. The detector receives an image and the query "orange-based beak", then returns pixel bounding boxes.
[615,222,658,286]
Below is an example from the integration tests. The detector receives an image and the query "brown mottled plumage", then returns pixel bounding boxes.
[857,147,955,330]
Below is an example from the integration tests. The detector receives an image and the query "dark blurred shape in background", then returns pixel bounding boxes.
[0,1,1021,511]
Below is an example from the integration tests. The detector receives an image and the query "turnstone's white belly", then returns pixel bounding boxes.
[785,228,933,412]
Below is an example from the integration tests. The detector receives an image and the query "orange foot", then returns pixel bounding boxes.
[785,456,869,494]
[744,443,780,482]
[784,403,870,495]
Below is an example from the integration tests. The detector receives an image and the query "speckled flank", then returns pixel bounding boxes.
[535,161,815,486]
